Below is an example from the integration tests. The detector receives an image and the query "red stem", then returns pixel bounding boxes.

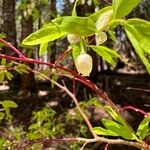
[54,48,71,65]
[121,106,150,117]
[104,143,109,150]
[0,54,100,95]
[0,38,26,59]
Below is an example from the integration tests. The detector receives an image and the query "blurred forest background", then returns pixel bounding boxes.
[0,0,150,149]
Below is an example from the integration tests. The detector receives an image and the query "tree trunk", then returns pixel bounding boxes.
[20,4,36,95]
[2,0,17,53]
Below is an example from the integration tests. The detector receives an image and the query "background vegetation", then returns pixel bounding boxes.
[0,0,150,149]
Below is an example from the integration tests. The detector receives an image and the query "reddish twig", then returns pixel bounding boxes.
[104,143,109,150]
[121,106,150,117]
[25,137,142,149]
[0,38,26,59]
[54,48,71,65]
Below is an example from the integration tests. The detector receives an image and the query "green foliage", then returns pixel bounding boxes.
[39,42,48,56]
[93,105,138,140]
[27,107,65,140]
[22,25,66,45]
[136,117,150,140]
[90,45,120,66]
[89,6,113,22]
[0,60,14,82]
[0,100,18,123]
[15,64,29,74]
[72,43,81,61]
[125,22,150,73]
[0,69,13,82]
[92,127,119,136]
[112,0,140,19]
[22,0,150,74]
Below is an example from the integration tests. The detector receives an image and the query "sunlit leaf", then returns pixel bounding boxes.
[72,43,81,61]
[127,19,150,54]
[127,19,150,36]
[22,26,67,45]
[5,72,13,80]
[39,42,48,56]
[137,117,150,140]
[92,127,118,136]
[89,6,113,22]
[125,24,150,73]
[1,59,6,66]
[101,118,136,140]
[90,45,120,66]
[0,100,18,108]
[53,16,97,36]
[113,0,140,19]
[0,72,5,82]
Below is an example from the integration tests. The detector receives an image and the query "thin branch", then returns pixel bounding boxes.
[76,137,142,149]
[80,142,88,150]
[54,48,71,65]
[0,38,26,59]
[121,106,150,117]
[26,137,143,149]
[104,143,109,150]
[33,71,98,138]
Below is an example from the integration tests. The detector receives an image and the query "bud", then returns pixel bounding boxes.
[96,10,113,30]
[75,53,93,76]
[95,32,107,45]
[67,34,81,44]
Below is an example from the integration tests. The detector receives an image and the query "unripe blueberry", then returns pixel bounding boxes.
[96,32,107,45]
[96,10,113,30]
[75,53,93,76]
[67,34,81,44]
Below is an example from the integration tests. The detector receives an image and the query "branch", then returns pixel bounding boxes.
[76,137,142,149]
[33,71,98,138]
[26,137,142,149]
[121,106,150,117]
[0,38,26,59]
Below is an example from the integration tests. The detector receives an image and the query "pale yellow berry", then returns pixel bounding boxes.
[75,53,93,76]
[67,34,81,44]
[95,32,107,45]
[96,10,113,30]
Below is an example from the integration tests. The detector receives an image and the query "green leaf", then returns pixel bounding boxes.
[0,32,6,38]
[92,127,118,136]
[15,64,29,74]
[113,0,140,19]
[141,40,150,54]
[90,45,120,66]
[0,138,6,149]
[125,24,150,73]
[22,25,66,45]
[53,16,97,36]
[136,117,150,140]
[127,19,150,36]
[104,105,138,140]
[101,118,136,140]
[39,42,48,56]
[1,59,6,66]
[0,112,5,122]
[127,19,150,54]
[89,6,113,22]
[72,43,81,61]
[0,72,5,82]
[5,72,13,80]
[72,0,79,16]
[1,100,18,108]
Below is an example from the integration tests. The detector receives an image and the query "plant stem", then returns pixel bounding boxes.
[26,137,143,149]
[34,71,98,138]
